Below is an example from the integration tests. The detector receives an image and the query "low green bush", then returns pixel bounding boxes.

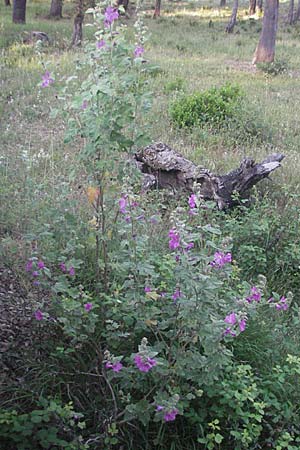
[170,83,242,128]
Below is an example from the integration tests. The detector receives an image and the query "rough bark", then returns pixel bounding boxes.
[294,0,300,21]
[49,0,63,18]
[220,0,226,7]
[249,0,256,14]
[135,142,284,210]
[12,0,26,23]
[252,0,279,64]
[287,0,294,23]
[153,0,161,17]
[71,0,84,47]
[5,0,11,6]
[225,0,238,33]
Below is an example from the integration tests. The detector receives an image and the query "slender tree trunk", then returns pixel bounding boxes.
[257,0,263,13]
[220,0,226,7]
[249,0,256,14]
[117,0,129,11]
[5,0,11,6]
[71,0,84,47]
[252,0,279,64]
[294,0,300,21]
[226,0,238,32]
[287,0,294,23]
[12,0,26,23]
[49,0,63,18]
[153,0,161,17]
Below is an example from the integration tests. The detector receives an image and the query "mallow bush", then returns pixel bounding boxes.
[2,2,300,449]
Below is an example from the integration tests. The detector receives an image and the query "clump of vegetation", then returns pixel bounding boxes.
[164,77,185,93]
[170,84,242,128]
[257,58,289,76]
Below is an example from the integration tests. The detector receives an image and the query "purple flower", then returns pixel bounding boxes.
[156,405,164,411]
[33,280,40,286]
[224,312,237,325]
[175,254,180,263]
[188,194,197,209]
[34,310,43,321]
[185,242,194,251]
[41,71,54,88]
[211,251,232,268]
[246,286,261,303]
[37,260,45,269]
[224,327,236,337]
[32,271,39,277]
[96,39,106,49]
[144,286,152,293]
[172,288,182,302]
[125,215,131,223]
[119,196,127,214]
[169,228,180,250]
[69,267,75,276]
[104,6,119,27]
[134,354,157,373]
[81,100,88,110]
[84,302,93,312]
[26,260,33,272]
[275,296,288,311]
[164,408,178,422]
[239,319,247,332]
[134,46,144,58]
[59,262,67,273]
[105,361,123,372]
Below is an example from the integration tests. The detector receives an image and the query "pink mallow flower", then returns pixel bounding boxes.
[84,302,93,312]
[105,361,123,372]
[96,39,106,49]
[275,296,289,311]
[119,196,127,214]
[211,251,232,268]
[144,286,152,293]
[37,260,45,269]
[164,408,179,422]
[104,6,119,27]
[34,310,43,321]
[59,262,67,273]
[224,312,237,325]
[169,228,180,250]
[246,286,261,303]
[26,260,33,272]
[41,71,54,88]
[188,194,197,209]
[134,354,157,373]
[69,267,75,276]
[134,46,144,58]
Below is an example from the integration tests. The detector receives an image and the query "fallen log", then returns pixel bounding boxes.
[135,142,285,209]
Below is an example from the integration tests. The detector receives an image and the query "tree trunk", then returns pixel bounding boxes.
[249,0,256,14]
[71,0,84,47]
[294,0,300,20]
[117,0,129,11]
[153,0,161,17]
[287,0,294,23]
[49,0,63,18]
[225,0,238,32]
[5,0,11,6]
[252,0,279,64]
[257,0,263,13]
[220,0,226,7]
[135,142,285,210]
[12,0,26,23]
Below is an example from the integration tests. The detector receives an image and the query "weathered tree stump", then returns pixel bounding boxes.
[135,142,284,209]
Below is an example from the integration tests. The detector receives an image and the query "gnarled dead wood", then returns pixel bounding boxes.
[135,142,284,209]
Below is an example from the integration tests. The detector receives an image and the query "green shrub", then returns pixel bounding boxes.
[170,83,242,128]
[257,58,289,76]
